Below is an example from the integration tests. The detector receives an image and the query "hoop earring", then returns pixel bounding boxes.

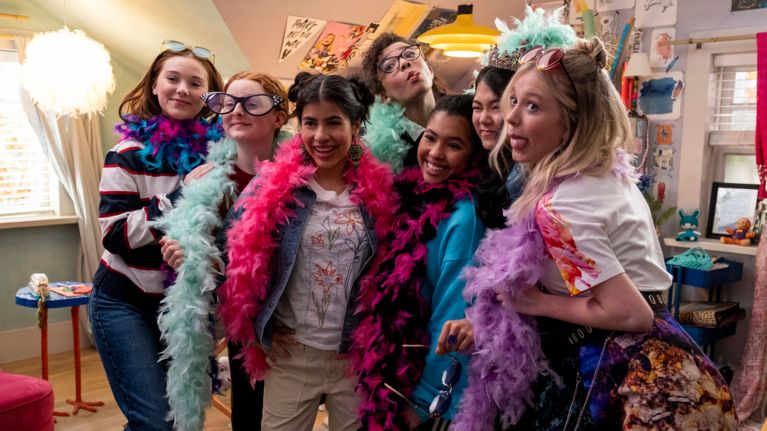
[347,138,363,167]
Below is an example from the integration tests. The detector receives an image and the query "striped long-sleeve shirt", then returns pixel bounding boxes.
[98,139,185,294]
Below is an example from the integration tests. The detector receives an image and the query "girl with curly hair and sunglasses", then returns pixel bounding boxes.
[353,94,487,431]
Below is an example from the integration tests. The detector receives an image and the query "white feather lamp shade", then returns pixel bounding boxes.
[20,27,115,116]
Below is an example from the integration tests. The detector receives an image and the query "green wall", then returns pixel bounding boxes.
[0,1,141,332]
[0,224,81,330]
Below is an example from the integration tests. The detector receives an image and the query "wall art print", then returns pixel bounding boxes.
[299,21,367,74]
[650,27,675,69]
[638,71,684,120]
[279,16,326,64]
[635,0,677,28]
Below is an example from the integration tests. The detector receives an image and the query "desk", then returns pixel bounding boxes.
[15,283,104,415]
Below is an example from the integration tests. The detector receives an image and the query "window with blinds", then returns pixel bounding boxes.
[708,54,758,185]
[0,46,56,217]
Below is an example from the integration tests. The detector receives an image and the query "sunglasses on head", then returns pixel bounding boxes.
[202,92,284,116]
[162,40,216,64]
[384,344,462,418]
[378,44,421,74]
[519,46,577,102]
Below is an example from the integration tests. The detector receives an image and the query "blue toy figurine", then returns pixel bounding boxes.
[676,209,701,241]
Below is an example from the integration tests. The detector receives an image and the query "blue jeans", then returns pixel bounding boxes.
[89,266,172,431]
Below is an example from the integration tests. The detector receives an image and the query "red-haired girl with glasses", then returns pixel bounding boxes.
[155,72,290,431]
[90,43,223,431]
[458,38,737,431]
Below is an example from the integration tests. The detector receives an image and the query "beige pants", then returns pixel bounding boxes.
[262,342,360,431]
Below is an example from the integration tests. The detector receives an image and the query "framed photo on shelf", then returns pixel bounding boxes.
[705,182,759,239]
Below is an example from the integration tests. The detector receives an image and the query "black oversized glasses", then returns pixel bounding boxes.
[162,40,216,64]
[383,345,462,418]
[201,92,284,116]
[378,44,422,74]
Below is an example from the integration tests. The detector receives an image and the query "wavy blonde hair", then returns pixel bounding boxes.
[490,37,632,221]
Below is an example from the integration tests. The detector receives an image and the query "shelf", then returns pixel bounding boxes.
[663,237,757,256]
[681,322,737,346]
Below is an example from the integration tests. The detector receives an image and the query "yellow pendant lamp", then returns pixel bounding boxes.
[416,4,499,58]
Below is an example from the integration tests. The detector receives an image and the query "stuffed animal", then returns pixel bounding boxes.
[676,209,701,241]
[721,217,755,246]
[214,356,231,394]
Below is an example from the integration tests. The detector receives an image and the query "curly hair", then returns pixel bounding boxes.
[360,32,446,100]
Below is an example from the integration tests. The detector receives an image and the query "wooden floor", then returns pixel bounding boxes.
[0,347,327,431]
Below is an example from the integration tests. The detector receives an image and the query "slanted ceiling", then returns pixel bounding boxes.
[21,0,524,89]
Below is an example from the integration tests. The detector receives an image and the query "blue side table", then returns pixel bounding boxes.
[15,282,104,416]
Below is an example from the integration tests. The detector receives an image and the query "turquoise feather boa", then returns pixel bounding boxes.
[153,130,291,430]
[154,136,237,431]
[362,97,421,174]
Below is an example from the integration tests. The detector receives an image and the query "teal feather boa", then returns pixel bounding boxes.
[153,130,292,430]
[154,136,237,431]
[362,97,421,174]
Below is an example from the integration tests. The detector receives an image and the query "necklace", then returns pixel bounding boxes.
[562,332,613,431]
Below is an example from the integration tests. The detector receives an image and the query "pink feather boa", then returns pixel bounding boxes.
[217,134,397,382]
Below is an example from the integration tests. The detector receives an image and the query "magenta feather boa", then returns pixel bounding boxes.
[352,167,479,430]
[218,135,396,383]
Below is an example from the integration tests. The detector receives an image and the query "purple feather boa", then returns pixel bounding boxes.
[451,213,552,430]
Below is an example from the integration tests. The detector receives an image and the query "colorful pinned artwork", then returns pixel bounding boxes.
[653,148,674,170]
[638,71,684,120]
[650,28,675,69]
[299,21,368,73]
[655,124,673,145]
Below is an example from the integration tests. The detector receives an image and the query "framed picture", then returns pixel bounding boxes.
[705,182,759,238]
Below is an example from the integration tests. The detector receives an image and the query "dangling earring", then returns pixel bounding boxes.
[347,137,363,167]
[300,143,310,162]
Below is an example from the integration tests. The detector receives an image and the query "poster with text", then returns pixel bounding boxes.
[635,0,677,28]
[299,21,367,74]
[650,27,675,69]
[279,16,326,63]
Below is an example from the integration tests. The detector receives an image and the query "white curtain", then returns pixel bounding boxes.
[16,36,105,342]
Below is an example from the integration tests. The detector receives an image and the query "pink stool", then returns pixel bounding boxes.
[0,371,54,431]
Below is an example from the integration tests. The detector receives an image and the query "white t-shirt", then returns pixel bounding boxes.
[535,173,672,297]
[273,178,371,350]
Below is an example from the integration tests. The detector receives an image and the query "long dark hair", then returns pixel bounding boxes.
[475,66,515,228]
